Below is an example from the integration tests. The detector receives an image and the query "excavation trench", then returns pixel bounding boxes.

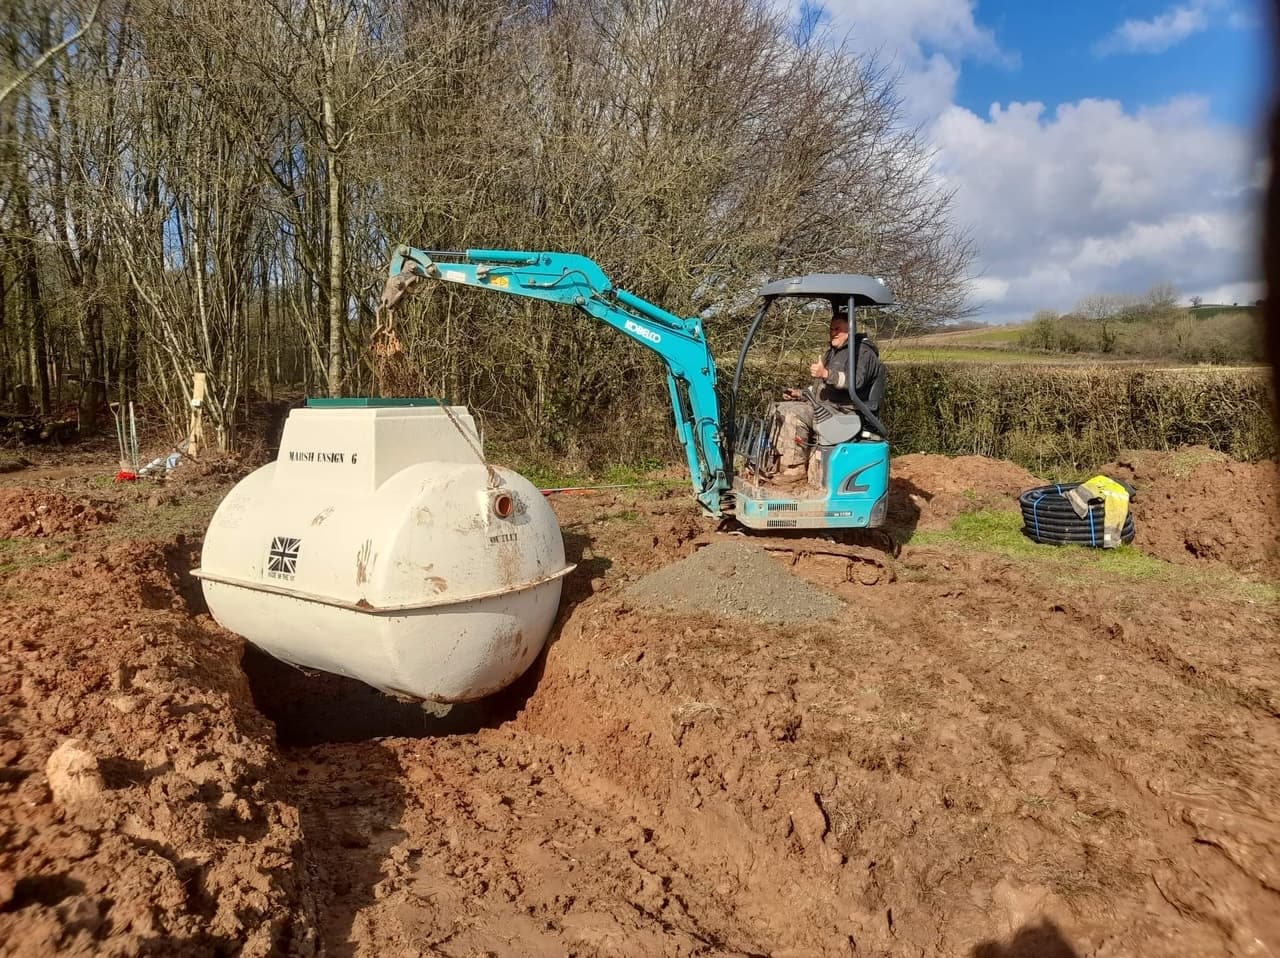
[240,644,542,747]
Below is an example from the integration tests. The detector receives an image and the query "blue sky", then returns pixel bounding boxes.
[958,2,1268,128]
[803,0,1272,322]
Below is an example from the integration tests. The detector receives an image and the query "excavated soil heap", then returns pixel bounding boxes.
[1106,447,1280,578]
[0,540,314,957]
[625,540,845,624]
[0,488,112,538]
[889,453,1043,534]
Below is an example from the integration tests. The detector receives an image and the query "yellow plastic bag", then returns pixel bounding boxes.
[1065,475,1130,548]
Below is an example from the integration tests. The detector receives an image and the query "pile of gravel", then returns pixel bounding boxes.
[624,539,845,625]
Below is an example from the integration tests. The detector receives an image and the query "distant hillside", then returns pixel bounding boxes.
[884,307,1266,365]
[1189,303,1262,320]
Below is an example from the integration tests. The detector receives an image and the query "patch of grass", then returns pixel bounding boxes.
[1035,862,1107,903]
[1163,447,1229,479]
[109,486,228,541]
[504,459,585,489]
[912,509,1037,554]
[888,712,923,736]
[0,537,71,575]
[954,327,1026,345]
[911,508,1280,602]
[492,451,677,491]
[603,508,641,523]
[601,456,666,485]
[888,325,1028,347]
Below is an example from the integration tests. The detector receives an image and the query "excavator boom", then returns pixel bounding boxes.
[379,246,731,516]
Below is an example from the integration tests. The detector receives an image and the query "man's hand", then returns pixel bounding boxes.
[809,360,828,379]
[783,387,802,400]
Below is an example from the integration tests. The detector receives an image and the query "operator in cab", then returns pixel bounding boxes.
[768,302,883,485]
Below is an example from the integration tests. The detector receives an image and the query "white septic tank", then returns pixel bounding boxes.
[194,399,574,702]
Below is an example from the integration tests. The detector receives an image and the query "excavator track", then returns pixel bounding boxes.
[693,526,897,585]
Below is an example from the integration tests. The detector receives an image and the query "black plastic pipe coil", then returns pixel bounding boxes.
[1019,483,1136,547]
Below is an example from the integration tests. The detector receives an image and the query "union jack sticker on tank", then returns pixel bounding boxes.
[267,536,301,580]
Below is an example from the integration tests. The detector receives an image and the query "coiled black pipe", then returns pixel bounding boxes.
[1019,483,1136,547]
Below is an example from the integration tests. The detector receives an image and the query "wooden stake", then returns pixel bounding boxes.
[188,372,207,458]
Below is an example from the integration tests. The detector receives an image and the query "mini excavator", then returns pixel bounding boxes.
[378,247,896,578]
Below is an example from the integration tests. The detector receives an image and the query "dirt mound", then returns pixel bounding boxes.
[0,538,315,956]
[14,537,204,613]
[889,453,1043,534]
[625,539,845,624]
[168,450,256,487]
[0,488,112,537]
[1105,448,1280,578]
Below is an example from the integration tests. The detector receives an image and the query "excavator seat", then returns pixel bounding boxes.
[864,361,887,420]
[812,404,863,445]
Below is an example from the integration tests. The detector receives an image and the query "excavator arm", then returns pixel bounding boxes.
[379,246,731,516]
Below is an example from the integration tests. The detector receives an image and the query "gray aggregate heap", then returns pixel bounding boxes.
[625,540,845,626]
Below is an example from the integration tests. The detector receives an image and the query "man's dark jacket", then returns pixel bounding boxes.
[820,333,883,415]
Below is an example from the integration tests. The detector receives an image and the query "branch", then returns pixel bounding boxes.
[0,0,106,110]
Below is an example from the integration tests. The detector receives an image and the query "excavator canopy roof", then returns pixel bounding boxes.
[758,273,894,306]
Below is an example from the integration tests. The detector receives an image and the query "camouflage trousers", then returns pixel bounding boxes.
[770,401,814,470]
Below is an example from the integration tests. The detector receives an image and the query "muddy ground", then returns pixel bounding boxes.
[0,446,1278,957]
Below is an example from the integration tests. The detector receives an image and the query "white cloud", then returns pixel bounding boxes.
[968,276,1010,305]
[1095,3,1212,55]
[813,0,1017,123]
[793,0,1262,324]
[1226,8,1259,30]
[895,52,962,124]
[1069,212,1245,271]
[931,95,1262,322]
[1094,0,1253,56]
[819,0,1003,59]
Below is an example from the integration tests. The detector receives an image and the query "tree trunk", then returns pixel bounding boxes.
[77,301,106,432]
[324,135,344,397]
[15,216,52,414]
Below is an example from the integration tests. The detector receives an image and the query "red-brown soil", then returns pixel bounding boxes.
[889,453,1043,533]
[0,541,313,957]
[1106,447,1280,578]
[0,489,112,538]
[1,451,1277,957]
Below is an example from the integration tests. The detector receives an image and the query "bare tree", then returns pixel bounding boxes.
[1145,281,1179,312]
[0,0,104,109]
[0,0,975,458]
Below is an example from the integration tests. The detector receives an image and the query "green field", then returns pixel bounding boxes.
[880,324,1044,363]
[890,325,1025,347]
[881,346,1077,364]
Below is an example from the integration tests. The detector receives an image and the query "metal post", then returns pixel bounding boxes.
[847,296,858,402]
[127,402,140,473]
